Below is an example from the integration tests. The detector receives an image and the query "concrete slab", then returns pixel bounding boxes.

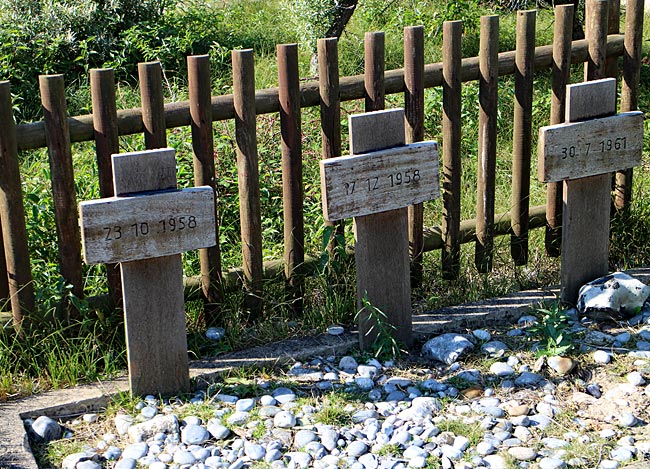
[2,268,649,468]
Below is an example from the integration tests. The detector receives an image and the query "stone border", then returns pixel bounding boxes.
[14,270,650,469]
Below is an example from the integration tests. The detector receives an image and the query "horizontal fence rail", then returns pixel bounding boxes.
[14,37,626,151]
[0,0,644,331]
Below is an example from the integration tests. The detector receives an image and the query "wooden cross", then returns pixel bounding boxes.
[79,148,217,396]
[320,109,439,349]
[538,78,644,304]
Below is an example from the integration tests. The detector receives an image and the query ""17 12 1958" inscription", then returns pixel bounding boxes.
[344,169,422,195]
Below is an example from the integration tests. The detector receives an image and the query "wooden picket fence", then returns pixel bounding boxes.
[0,0,644,329]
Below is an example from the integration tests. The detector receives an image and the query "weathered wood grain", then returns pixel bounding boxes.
[320,142,439,221]
[538,111,643,182]
[40,74,84,303]
[349,109,404,154]
[566,77,617,122]
[79,187,216,265]
[121,254,188,396]
[112,148,177,194]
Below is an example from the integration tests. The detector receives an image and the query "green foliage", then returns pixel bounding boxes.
[528,302,575,356]
[0,0,166,120]
[313,392,354,426]
[356,294,406,361]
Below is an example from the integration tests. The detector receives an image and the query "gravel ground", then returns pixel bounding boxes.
[27,308,650,469]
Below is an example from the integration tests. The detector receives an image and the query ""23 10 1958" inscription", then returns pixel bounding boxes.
[104,215,198,241]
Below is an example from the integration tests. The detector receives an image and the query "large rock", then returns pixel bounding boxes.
[127,414,179,443]
[577,272,650,318]
[422,333,474,364]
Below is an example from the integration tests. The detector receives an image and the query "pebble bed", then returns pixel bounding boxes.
[28,310,650,469]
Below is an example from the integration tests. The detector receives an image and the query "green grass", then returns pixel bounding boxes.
[1,0,650,399]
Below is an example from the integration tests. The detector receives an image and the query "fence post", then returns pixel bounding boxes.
[442,21,462,279]
[0,82,34,331]
[278,44,305,315]
[138,62,167,148]
[475,15,499,273]
[617,0,644,212]
[318,38,345,258]
[511,10,536,266]
[232,49,264,318]
[585,0,609,81]
[404,26,425,287]
[39,74,84,313]
[90,68,123,307]
[365,32,385,112]
[188,55,224,313]
[606,0,621,79]
[545,5,574,257]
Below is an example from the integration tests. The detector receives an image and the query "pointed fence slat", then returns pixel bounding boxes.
[404,26,425,287]
[0,82,34,330]
[139,62,167,149]
[545,4,574,258]
[617,0,644,212]
[318,38,346,257]
[511,10,536,266]
[90,68,123,306]
[40,74,84,308]
[278,44,305,314]
[232,49,264,318]
[442,21,462,279]
[188,54,224,309]
[475,15,499,273]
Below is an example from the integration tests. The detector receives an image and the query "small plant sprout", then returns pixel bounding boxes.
[528,302,575,357]
[356,294,407,361]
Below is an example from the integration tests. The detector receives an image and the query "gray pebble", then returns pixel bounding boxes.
[347,441,368,457]
[273,387,297,404]
[236,398,256,412]
[266,449,283,462]
[507,446,537,461]
[295,429,318,448]
[339,356,359,372]
[245,443,266,460]
[174,449,197,465]
[490,362,514,377]
[476,441,496,456]
[538,457,567,469]
[618,412,637,427]
[274,410,297,428]
[181,424,210,445]
[122,442,148,460]
[114,459,137,469]
[207,420,231,440]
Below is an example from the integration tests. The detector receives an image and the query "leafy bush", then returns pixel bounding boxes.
[0,0,166,120]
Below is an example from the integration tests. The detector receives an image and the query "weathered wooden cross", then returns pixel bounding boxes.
[79,148,216,396]
[320,109,439,349]
[538,78,644,304]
